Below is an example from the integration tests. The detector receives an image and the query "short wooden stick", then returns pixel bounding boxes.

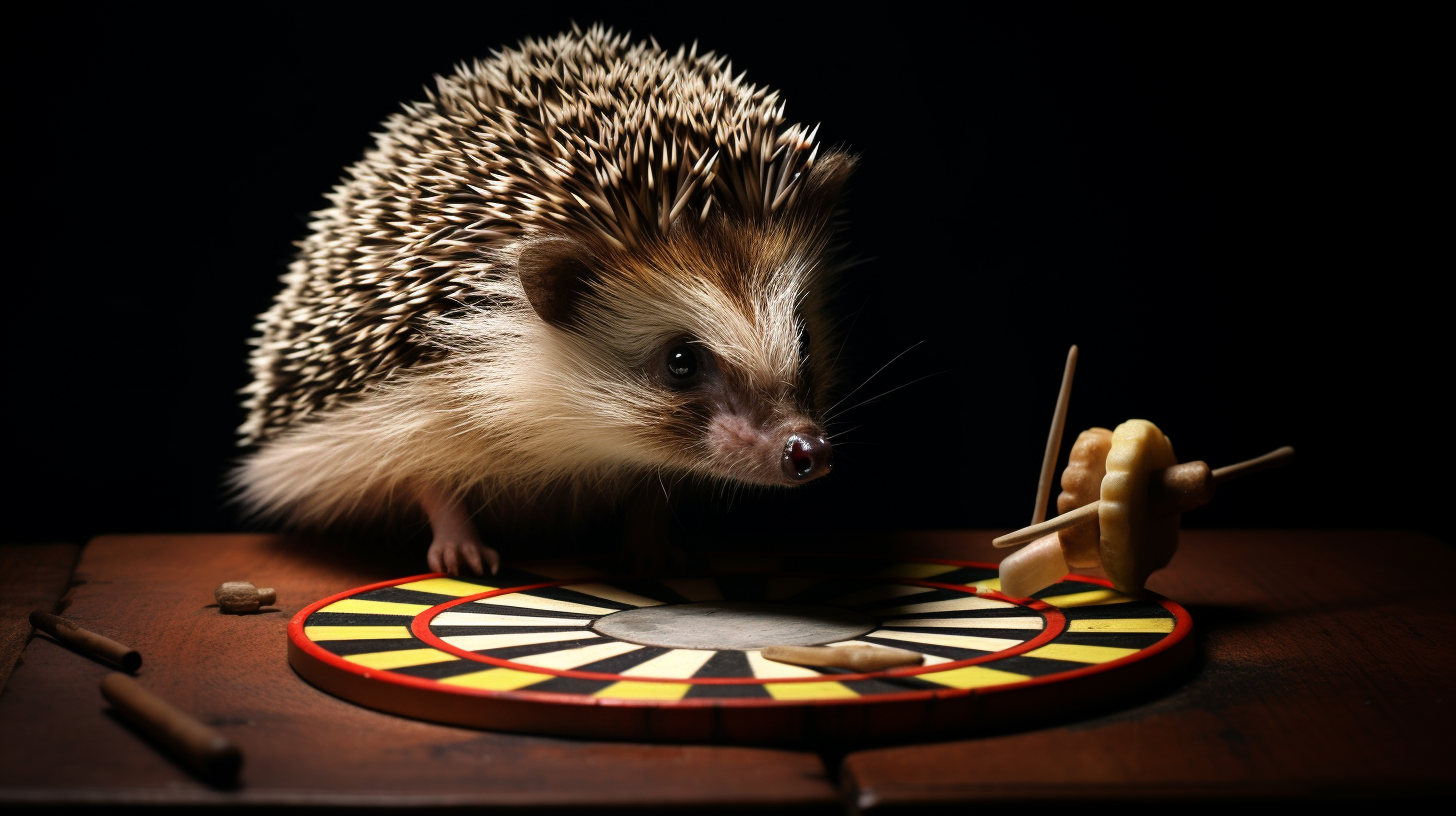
[29,611,141,672]
[1212,446,1295,484]
[1032,345,1078,525]
[994,501,1100,548]
[100,673,242,784]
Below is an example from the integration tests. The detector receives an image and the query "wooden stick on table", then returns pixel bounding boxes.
[100,673,242,784]
[28,611,141,672]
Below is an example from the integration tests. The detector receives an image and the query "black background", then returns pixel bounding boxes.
[10,6,1443,549]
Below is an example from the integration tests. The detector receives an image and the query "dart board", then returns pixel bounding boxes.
[288,554,1192,743]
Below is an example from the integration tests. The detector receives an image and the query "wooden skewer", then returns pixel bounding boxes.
[29,611,141,672]
[993,446,1295,549]
[1031,345,1078,526]
[100,673,242,784]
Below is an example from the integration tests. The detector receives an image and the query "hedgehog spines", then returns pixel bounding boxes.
[242,24,843,457]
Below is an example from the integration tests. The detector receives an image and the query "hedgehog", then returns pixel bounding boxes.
[235,25,857,576]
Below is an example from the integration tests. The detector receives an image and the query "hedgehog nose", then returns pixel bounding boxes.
[782,433,834,482]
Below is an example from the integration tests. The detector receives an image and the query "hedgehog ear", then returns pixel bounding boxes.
[516,236,598,327]
[791,151,857,220]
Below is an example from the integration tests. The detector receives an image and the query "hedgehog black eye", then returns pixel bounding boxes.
[666,344,698,379]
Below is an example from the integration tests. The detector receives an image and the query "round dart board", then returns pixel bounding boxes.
[288,554,1192,743]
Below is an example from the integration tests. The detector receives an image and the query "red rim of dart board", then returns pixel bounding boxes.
[288,555,1193,744]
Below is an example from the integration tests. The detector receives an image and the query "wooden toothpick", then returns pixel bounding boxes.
[995,501,1099,548]
[1032,345,1078,526]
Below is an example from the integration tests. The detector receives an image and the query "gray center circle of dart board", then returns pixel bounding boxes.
[592,601,877,650]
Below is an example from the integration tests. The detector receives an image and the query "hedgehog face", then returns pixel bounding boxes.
[515,220,837,487]
[648,328,832,487]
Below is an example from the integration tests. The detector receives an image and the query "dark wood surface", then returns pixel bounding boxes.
[0,534,839,811]
[0,543,80,689]
[1,530,1451,809]
[842,529,1456,809]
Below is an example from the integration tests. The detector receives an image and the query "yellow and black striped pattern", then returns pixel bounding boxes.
[297,556,1181,703]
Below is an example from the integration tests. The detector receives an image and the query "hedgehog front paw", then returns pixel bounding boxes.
[428,536,501,577]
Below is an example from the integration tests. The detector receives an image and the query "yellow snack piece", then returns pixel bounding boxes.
[999,532,1070,599]
[1098,419,1179,593]
[1056,427,1112,568]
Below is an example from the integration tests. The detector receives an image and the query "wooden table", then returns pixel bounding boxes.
[1,530,1451,810]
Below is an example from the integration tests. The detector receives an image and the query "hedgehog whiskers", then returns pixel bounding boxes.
[822,340,924,422]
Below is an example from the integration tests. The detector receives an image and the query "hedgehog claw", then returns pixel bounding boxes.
[429,536,500,577]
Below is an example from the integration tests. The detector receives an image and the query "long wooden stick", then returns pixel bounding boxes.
[995,501,1100,548]
[994,445,1295,549]
[1032,345,1078,525]
[1213,446,1295,484]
